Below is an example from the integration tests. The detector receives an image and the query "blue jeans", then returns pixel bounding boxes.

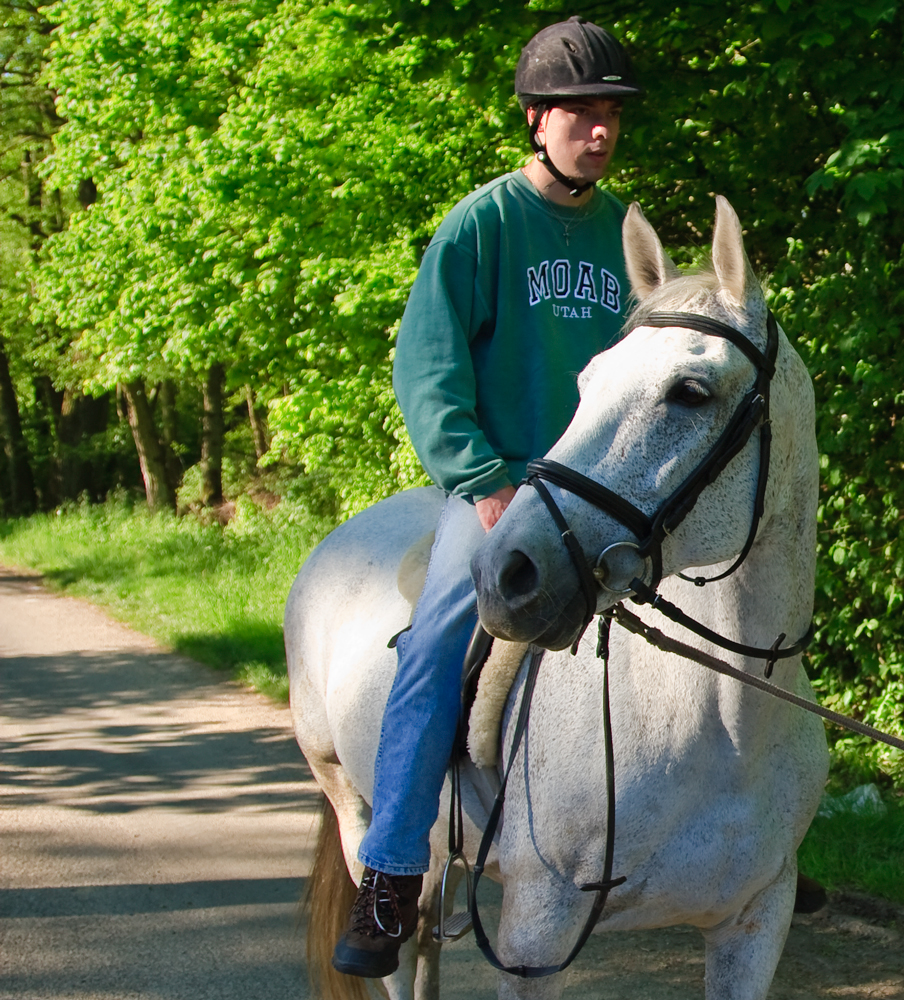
[358,493,486,875]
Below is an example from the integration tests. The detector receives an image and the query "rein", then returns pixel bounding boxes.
[629,578,813,679]
[608,599,904,752]
[465,604,904,981]
[469,641,624,979]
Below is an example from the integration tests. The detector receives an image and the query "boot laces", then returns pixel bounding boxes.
[352,869,404,939]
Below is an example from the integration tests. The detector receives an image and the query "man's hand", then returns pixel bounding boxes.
[475,485,517,532]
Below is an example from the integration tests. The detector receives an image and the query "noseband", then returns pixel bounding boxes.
[525,309,779,643]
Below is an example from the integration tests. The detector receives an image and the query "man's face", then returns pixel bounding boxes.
[531,98,622,185]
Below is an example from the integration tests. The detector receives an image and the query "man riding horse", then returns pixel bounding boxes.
[330,16,824,980]
[331,17,640,978]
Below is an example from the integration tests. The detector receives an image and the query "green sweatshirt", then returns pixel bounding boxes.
[393,169,628,501]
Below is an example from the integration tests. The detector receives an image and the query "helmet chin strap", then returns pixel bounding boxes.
[529,104,594,199]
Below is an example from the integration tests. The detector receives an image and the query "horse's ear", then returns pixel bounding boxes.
[712,196,760,308]
[622,202,680,300]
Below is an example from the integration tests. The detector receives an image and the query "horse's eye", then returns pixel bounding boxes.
[669,380,711,407]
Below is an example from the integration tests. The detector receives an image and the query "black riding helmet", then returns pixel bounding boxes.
[515,17,642,197]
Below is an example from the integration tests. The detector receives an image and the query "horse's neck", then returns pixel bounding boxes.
[616,500,815,760]
[676,503,814,654]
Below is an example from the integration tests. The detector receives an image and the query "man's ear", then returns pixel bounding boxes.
[527,106,546,144]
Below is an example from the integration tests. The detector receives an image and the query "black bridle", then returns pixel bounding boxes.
[526,308,784,649]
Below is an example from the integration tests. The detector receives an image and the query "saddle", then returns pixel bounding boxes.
[397,531,528,768]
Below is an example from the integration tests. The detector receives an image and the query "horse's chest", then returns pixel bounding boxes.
[499,674,790,912]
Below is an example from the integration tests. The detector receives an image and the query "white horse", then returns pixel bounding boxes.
[285,197,828,1000]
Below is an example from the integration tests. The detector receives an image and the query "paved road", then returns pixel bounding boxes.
[0,567,318,999]
[1,566,902,1000]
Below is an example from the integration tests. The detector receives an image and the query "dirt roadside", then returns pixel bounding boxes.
[0,566,901,999]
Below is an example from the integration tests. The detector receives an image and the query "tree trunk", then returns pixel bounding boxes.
[56,390,110,501]
[245,385,269,461]
[120,380,176,511]
[32,375,63,505]
[200,364,224,507]
[157,380,183,489]
[0,341,37,515]
[21,149,45,249]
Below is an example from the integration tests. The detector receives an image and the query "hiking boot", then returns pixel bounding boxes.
[332,867,424,978]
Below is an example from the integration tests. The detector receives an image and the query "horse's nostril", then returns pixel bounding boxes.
[498,549,539,599]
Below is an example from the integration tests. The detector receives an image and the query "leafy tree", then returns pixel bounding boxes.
[0,0,130,510]
[0,0,61,513]
[38,0,287,508]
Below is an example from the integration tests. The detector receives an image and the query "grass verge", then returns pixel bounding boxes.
[0,495,330,702]
[798,796,904,905]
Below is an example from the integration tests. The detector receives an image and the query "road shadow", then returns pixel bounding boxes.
[1,877,307,917]
[0,573,319,999]
[1,649,314,813]
[1,898,308,999]
[2,645,259,717]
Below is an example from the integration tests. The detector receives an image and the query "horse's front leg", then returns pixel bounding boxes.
[701,859,797,1000]
[491,876,584,1000]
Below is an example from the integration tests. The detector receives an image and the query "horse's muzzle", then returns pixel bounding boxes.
[470,544,587,651]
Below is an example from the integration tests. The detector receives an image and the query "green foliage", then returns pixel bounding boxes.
[605,0,904,786]
[775,238,904,785]
[37,0,284,387]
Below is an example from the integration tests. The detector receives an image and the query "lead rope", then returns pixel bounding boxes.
[469,631,625,978]
[610,598,904,753]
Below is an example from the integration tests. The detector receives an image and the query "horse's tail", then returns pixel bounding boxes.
[304,794,369,1000]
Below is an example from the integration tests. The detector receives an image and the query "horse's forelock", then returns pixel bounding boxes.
[625,267,722,328]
